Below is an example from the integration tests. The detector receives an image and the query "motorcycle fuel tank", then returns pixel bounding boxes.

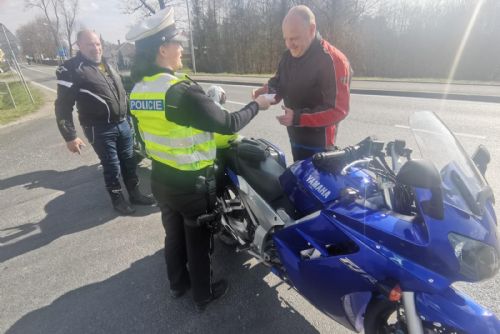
[279,159,379,216]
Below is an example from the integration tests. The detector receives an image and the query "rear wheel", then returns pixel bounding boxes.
[364,298,407,334]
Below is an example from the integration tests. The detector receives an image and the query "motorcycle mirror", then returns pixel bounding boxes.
[471,145,490,177]
[396,159,444,220]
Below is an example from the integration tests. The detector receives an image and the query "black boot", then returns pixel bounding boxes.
[126,180,156,206]
[195,279,229,312]
[108,188,136,215]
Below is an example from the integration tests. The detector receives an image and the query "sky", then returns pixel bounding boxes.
[0,0,158,44]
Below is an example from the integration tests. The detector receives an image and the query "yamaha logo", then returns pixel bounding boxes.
[305,175,332,199]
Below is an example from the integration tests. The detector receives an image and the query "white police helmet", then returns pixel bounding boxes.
[206,85,226,105]
[126,7,187,49]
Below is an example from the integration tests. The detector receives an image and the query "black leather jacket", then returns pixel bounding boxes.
[55,52,128,141]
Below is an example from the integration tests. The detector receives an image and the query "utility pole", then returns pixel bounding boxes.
[185,0,197,73]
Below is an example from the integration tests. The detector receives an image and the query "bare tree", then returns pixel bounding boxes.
[124,0,181,15]
[17,16,59,60]
[122,0,500,80]
[61,0,79,57]
[25,0,62,53]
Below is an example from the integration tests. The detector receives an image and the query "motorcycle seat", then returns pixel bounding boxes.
[223,140,300,219]
[236,151,286,203]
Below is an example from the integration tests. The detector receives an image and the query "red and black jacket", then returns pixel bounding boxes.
[268,33,352,150]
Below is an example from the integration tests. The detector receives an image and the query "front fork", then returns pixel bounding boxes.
[402,292,424,334]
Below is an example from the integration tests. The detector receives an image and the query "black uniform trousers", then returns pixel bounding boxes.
[151,166,213,303]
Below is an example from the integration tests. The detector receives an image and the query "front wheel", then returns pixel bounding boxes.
[364,298,408,334]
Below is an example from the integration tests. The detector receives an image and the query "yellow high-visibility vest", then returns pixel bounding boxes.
[214,133,238,149]
[130,73,216,171]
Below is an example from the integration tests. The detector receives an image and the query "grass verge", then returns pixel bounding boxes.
[0,81,44,125]
[0,72,15,80]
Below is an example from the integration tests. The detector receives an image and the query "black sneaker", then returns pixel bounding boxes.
[195,280,229,312]
[170,282,190,299]
[129,191,156,206]
[109,190,136,215]
[113,196,135,216]
[113,200,136,215]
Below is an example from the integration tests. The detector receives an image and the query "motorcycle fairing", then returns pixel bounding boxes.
[273,210,452,331]
[273,211,372,331]
[284,154,498,283]
[415,288,500,333]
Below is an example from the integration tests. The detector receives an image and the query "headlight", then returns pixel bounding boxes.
[448,233,500,281]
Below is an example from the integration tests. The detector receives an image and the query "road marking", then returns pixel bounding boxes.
[200,82,261,89]
[394,124,486,139]
[20,65,55,75]
[226,100,246,106]
[440,131,486,139]
[31,81,57,93]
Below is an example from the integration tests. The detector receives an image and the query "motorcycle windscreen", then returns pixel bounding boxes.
[409,111,487,215]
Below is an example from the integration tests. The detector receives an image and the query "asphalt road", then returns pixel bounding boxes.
[1,64,499,334]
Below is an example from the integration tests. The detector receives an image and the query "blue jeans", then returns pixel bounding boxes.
[83,120,137,190]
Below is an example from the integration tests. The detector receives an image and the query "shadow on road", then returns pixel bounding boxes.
[0,163,157,263]
[6,246,320,334]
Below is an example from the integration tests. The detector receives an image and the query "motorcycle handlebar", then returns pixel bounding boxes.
[312,145,361,162]
[311,137,383,172]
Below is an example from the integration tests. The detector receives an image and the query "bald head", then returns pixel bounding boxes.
[77,30,102,63]
[282,5,316,58]
[284,5,316,27]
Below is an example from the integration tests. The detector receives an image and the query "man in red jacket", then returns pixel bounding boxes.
[253,5,352,161]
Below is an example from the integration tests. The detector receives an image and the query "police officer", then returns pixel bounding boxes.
[126,8,271,311]
[55,30,155,214]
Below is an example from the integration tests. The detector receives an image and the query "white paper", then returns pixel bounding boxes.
[261,94,276,103]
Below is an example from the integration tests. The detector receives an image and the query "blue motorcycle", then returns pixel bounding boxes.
[215,111,499,334]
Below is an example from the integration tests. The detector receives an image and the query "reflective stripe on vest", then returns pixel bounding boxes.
[147,148,217,165]
[130,73,216,171]
[143,131,213,148]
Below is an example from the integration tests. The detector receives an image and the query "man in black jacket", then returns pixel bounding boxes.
[55,30,155,214]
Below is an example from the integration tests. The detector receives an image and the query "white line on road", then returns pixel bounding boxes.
[30,81,57,93]
[200,82,261,89]
[20,65,55,75]
[394,124,486,139]
[226,100,246,106]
